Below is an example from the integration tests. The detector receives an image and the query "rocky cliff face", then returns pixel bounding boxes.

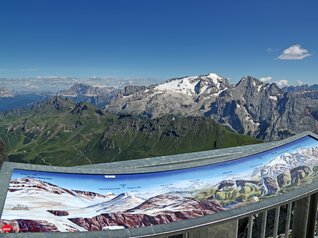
[118,85,147,96]
[105,73,318,141]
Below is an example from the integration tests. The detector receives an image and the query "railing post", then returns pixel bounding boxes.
[273,206,280,238]
[260,211,267,238]
[247,215,254,238]
[284,202,293,237]
[292,196,310,238]
[306,193,318,238]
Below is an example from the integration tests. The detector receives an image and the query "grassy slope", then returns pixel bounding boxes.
[0,97,260,166]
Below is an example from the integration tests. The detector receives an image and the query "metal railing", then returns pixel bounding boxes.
[162,193,318,238]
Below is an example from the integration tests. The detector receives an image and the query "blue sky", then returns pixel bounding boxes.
[11,136,318,196]
[0,0,317,87]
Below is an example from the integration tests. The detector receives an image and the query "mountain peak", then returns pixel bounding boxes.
[154,72,228,96]
[206,72,223,80]
[201,72,227,85]
[116,192,135,199]
[237,76,261,86]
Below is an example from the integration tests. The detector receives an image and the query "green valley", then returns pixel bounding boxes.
[0,97,259,166]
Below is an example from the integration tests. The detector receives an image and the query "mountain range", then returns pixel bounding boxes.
[104,73,318,141]
[282,84,318,93]
[0,72,317,166]
[1,73,317,142]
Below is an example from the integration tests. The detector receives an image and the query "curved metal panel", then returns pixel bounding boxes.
[0,132,318,237]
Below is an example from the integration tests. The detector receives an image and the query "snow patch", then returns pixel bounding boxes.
[155,76,198,95]
[211,88,227,96]
[269,96,277,101]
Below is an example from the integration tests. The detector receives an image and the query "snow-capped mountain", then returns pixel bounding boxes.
[3,178,118,232]
[154,73,229,96]
[106,72,230,119]
[105,73,318,141]
[8,178,115,208]
[254,146,318,178]
[85,192,145,213]
[2,177,224,232]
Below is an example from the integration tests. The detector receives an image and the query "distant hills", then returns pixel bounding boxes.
[282,84,318,93]
[58,83,117,107]
[0,97,258,166]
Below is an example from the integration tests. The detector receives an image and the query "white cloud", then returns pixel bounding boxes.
[259,76,272,83]
[0,77,80,92]
[0,75,160,92]
[275,79,289,87]
[259,76,289,87]
[86,76,158,88]
[24,82,40,90]
[278,44,311,60]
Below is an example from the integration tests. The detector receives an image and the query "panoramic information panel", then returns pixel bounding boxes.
[1,136,318,233]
